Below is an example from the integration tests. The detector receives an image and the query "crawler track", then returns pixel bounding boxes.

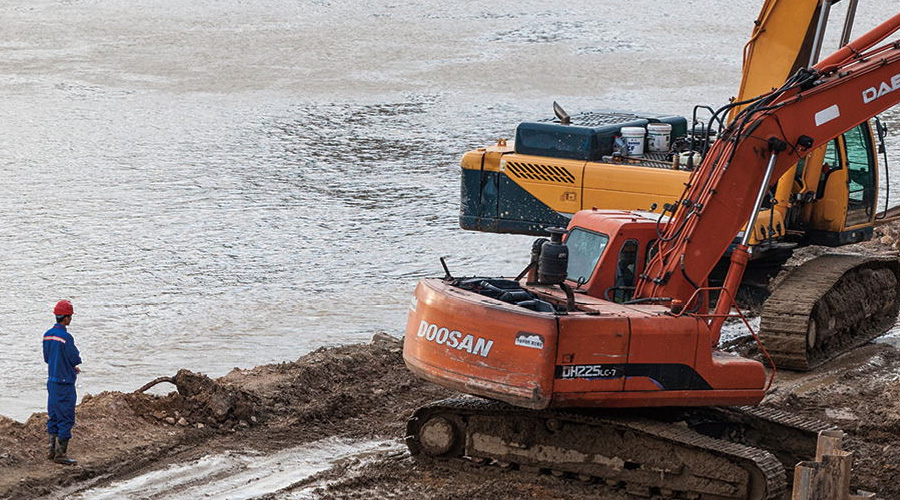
[759,254,900,370]
[407,398,809,499]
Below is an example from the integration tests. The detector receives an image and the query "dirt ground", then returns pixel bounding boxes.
[1,333,900,499]
[4,225,900,499]
[0,333,637,500]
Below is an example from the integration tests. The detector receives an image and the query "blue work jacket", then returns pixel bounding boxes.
[43,324,81,384]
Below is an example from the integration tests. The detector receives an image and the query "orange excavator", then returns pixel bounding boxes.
[403,13,900,499]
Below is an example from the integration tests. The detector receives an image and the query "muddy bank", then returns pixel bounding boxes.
[0,333,446,499]
[2,330,900,499]
[0,332,643,500]
[276,343,900,500]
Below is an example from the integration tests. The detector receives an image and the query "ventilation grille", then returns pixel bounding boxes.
[506,161,576,184]
[540,111,641,128]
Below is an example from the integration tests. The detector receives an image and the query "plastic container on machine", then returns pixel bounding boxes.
[646,123,672,152]
[620,126,646,156]
[679,151,703,169]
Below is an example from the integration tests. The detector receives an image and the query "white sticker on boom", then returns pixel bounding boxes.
[815,105,840,126]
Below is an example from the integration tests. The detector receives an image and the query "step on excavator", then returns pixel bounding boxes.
[403,12,900,499]
[457,0,900,371]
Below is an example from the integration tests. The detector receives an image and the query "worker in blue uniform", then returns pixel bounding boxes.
[43,300,81,465]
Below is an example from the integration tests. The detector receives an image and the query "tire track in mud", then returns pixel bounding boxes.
[66,438,403,500]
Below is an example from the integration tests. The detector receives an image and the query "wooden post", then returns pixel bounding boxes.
[822,450,853,499]
[792,430,856,500]
[816,430,844,461]
[793,461,818,500]
[792,451,853,500]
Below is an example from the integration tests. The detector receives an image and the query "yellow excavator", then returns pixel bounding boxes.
[461,0,887,252]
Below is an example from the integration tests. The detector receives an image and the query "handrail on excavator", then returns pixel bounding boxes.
[816,11,900,71]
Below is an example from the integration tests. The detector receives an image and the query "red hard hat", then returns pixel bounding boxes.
[53,300,74,316]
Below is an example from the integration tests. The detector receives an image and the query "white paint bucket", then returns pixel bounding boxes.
[620,126,646,156]
[647,123,672,152]
[678,151,702,169]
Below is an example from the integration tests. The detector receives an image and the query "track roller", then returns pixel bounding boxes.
[407,398,787,500]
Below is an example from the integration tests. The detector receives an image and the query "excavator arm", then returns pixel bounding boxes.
[637,13,900,321]
[735,0,828,114]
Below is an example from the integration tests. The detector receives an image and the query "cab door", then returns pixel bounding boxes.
[805,122,879,245]
[842,123,878,228]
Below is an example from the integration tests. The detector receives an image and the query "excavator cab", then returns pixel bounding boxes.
[797,121,881,245]
[741,120,882,250]
[563,210,663,303]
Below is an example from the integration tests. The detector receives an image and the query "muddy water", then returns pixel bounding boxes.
[1,0,899,421]
[62,438,401,500]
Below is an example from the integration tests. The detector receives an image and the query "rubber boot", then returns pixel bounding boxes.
[47,435,57,460]
[53,439,77,465]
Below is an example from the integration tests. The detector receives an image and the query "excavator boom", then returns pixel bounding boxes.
[637,13,900,312]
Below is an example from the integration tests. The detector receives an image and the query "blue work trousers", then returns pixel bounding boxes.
[46,381,76,440]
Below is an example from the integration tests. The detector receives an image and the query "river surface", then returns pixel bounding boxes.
[2,0,900,421]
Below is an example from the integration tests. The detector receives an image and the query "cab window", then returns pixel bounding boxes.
[613,240,638,302]
[565,228,609,285]
[824,138,840,170]
[844,123,876,211]
[815,137,843,200]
